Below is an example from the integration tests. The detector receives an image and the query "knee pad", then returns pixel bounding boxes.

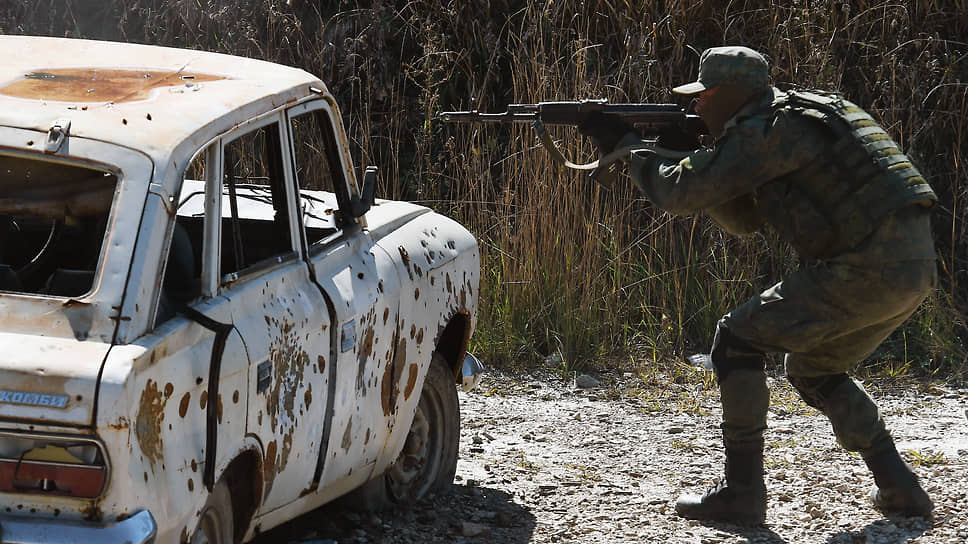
[710,321,766,380]
[787,373,850,411]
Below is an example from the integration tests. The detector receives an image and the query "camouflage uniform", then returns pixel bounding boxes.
[616,46,937,521]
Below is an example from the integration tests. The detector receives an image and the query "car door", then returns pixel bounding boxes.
[202,113,332,514]
[286,99,402,492]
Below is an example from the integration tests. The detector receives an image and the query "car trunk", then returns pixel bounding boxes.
[0,330,111,426]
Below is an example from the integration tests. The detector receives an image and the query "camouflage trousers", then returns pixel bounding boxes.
[715,211,936,453]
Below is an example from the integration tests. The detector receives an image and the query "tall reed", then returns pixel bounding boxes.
[3,0,964,375]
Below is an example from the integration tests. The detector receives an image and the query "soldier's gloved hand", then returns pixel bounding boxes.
[578,113,635,154]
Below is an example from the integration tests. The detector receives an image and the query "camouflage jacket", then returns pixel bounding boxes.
[627,87,936,262]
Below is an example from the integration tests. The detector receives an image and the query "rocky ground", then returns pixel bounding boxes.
[257,366,968,544]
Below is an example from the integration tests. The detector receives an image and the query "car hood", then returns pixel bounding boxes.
[0,331,111,427]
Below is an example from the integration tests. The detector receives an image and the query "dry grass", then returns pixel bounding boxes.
[3,0,965,376]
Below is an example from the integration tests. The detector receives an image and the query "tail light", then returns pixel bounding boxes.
[0,432,108,499]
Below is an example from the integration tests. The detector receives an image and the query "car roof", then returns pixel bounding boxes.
[0,35,324,160]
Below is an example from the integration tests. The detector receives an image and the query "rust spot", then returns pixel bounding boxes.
[414,288,420,301]
[190,459,198,472]
[178,392,191,418]
[365,428,371,445]
[0,68,227,103]
[278,431,294,473]
[398,246,413,280]
[299,483,318,498]
[199,390,208,410]
[410,324,416,339]
[263,441,277,499]
[446,273,453,293]
[381,358,394,417]
[163,383,174,398]
[304,384,312,408]
[232,390,239,404]
[341,419,352,453]
[404,364,419,400]
[317,355,326,373]
[217,395,223,424]
[106,417,129,431]
[81,503,103,522]
[135,380,169,472]
[416,328,424,345]
[383,307,389,324]
[390,337,407,408]
[187,478,194,492]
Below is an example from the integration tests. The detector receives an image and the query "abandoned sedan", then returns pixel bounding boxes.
[0,36,480,543]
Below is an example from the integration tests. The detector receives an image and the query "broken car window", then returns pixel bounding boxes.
[0,153,116,297]
[289,106,346,244]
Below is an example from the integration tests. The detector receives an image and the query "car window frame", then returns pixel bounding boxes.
[285,97,361,257]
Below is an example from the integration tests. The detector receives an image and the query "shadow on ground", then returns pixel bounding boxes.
[251,483,536,543]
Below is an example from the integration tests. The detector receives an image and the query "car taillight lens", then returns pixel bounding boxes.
[0,434,108,499]
[0,458,106,498]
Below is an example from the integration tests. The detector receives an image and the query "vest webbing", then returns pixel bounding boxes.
[767,90,935,257]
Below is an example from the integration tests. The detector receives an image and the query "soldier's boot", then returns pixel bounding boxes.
[678,324,770,524]
[788,373,933,517]
[863,444,933,517]
[675,439,767,524]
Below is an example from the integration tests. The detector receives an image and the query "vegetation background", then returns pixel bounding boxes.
[2,0,965,379]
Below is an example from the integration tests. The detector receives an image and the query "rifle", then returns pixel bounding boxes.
[439,99,707,174]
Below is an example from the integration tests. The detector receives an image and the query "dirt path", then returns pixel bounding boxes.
[258,368,968,543]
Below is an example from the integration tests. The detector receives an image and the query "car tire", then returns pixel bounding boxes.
[344,352,460,509]
[190,478,234,544]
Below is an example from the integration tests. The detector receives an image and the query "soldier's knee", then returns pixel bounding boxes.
[711,321,765,381]
[787,373,850,411]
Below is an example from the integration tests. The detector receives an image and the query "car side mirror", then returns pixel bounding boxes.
[349,166,378,218]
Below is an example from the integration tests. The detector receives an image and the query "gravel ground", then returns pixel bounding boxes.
[258,367,968,544]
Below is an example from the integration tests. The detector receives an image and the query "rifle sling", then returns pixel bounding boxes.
[532,120,691,172]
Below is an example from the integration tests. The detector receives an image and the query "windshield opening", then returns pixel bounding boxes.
[0,153,117,297]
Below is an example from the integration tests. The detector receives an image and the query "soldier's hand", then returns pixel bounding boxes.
[578,113,635,154]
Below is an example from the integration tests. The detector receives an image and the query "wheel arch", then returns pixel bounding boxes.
[435,310,472,381]
[219,446,264,541]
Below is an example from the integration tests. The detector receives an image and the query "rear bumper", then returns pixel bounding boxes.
[0,509,156,544]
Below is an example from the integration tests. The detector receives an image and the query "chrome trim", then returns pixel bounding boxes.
[0,430,110,499]
[0,509,156,544]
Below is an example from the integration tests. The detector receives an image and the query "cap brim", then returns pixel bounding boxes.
[672,81,706,95]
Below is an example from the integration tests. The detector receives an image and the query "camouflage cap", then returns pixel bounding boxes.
[673,46,769,95]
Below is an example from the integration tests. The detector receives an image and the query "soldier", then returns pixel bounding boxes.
[580,46,937,524]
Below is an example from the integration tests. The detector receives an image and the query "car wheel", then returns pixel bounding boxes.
[190,479,234,544]
[385,352,460,501]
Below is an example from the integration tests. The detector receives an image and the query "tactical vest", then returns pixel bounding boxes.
[753,90,936,259]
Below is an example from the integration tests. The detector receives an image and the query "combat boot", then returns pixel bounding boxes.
[675,440,767,524]
[863,445,933,517]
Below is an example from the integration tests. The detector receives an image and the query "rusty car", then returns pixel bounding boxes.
[0,35,480,543]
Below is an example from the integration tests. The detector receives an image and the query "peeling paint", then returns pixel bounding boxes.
[135,379,169,472]
[0,68,227,103]
[356,326,374,393]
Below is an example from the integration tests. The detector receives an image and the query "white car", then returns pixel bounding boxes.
[0,35,480,543]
